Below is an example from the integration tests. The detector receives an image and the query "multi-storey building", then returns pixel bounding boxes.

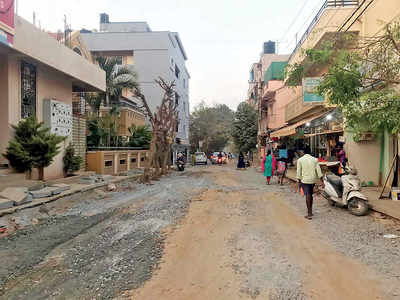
[246,41,288,158]
[271,0,400,185]
[82,14,190,161]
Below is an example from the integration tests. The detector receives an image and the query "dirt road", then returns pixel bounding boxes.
[1,165,399,299]
[129,165,400,300]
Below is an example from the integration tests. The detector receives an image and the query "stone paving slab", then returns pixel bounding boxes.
[0,198,14,209]
[0,187,30,206]
[0,175,139,217]
[50,183,71,193]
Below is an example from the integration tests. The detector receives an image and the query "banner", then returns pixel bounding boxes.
[0,0,14,46]
[303,77,324,103]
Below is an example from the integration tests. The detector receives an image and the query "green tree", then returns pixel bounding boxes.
[3,117,65,180]
[231,102,258,153]
[286,22,400,139]
[190,102,235,154]
[63,143,83,175]
[128,125,152,148]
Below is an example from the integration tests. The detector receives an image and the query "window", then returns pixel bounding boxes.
[21,61,37,118]
[175,64,180,79]
[175,92,180,106]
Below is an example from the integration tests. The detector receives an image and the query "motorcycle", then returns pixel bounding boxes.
[177,160,185,171]
[321,169,369,216]
[217,157,223,165]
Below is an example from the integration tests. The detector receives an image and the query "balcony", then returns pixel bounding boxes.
[285,97,325,123]
[289,0,360,66]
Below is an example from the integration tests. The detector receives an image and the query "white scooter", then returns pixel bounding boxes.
[321,168,369,216]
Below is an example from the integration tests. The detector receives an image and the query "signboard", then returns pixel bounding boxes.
[303,77,324,103]
[0,0,14,46]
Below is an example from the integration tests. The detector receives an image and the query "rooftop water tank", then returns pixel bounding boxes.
[264,41,276,54]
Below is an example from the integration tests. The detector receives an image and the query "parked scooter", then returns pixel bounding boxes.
[177,160,185,171]
[321,168,369,216]
[177,153,185,171]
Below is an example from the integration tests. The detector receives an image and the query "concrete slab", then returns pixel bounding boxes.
[79,176,96,185]
[0,187,29,206]
[30,187,52,199]
[50,183,71,193]
[0,198,14,209]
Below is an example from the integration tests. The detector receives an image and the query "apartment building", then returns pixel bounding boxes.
[82,14,191,160]
[246,41,289,157]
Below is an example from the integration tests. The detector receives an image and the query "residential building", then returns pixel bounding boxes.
[81,14,191,161]
[271,0,400,185]
[246,41,288,158]
[0,11,106,179]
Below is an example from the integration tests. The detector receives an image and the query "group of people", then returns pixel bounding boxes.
[262,146,325,220]
[261,150,288,185]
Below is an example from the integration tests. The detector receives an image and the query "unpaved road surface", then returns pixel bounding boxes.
[1,165,400,299]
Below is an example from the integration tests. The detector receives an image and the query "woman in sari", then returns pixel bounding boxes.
[262,150,276,185]
[237,151,246,169]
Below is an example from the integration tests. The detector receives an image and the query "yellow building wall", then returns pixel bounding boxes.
[0,55,74,179]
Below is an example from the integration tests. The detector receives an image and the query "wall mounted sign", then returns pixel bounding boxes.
[303,77,324,103]
[0,0,14,46]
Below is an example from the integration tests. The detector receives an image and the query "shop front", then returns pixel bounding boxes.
[302,109,344,161]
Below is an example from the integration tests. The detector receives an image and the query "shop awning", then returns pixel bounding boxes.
[270,113,327,138]
[304,129,343,137]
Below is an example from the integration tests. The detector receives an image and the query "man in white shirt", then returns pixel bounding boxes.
[296,147,324,220]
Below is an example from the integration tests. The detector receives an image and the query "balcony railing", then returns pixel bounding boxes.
[289,0,359,62]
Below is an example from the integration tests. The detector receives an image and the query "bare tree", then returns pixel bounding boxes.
[135,77,178,178]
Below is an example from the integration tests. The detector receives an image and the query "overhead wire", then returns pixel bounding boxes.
[279,0,312,45]
[283,0,327,53]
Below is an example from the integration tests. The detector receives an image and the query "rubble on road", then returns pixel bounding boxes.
[107,183,116,191]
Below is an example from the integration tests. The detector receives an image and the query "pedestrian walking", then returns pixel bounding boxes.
[262,150,276,185]
[296,147,324,220]
[237,151,246,169]
[276,157,288,185]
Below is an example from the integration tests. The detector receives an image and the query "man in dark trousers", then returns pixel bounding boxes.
[296,147,324,220]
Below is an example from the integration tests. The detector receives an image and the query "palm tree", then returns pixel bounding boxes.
[86,56,139,148]
[95,56,139,107]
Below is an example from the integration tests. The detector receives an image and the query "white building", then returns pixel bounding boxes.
[82,13,190,161]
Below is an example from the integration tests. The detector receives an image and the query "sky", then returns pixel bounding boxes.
[18,0,326,111]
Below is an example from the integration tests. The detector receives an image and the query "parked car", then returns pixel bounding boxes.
[194,152,208,165]
[211,152,227,164]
